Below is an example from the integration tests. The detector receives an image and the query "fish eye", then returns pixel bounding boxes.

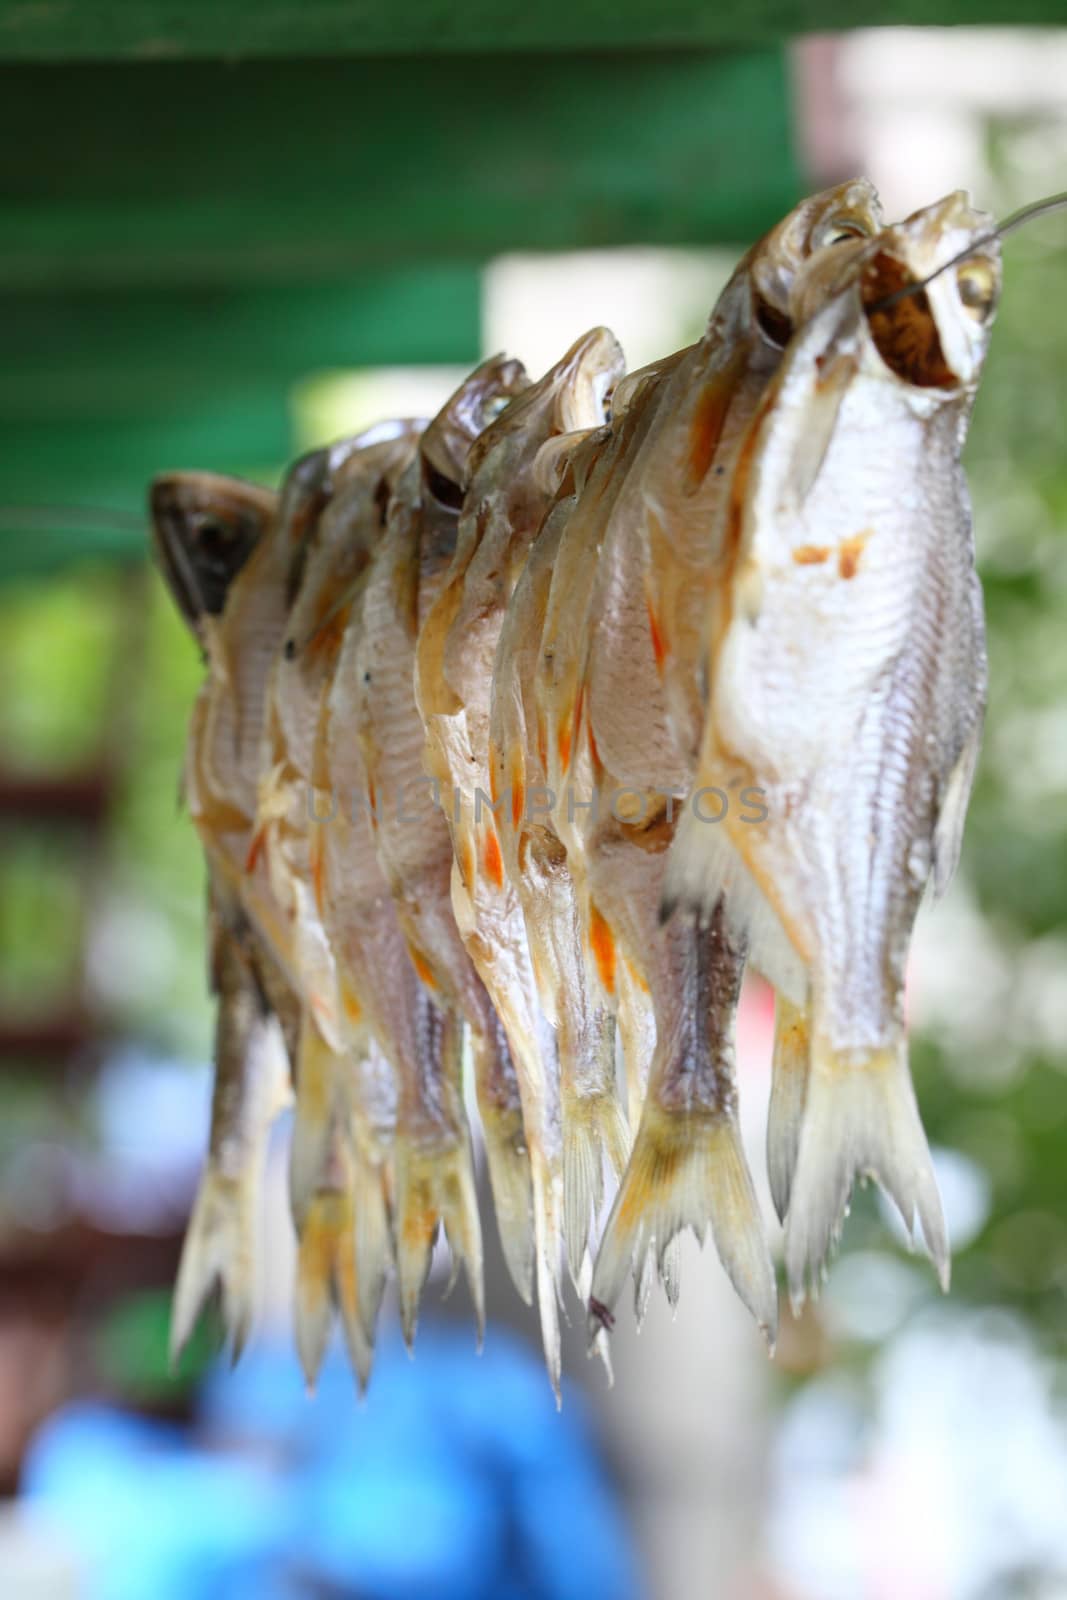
[829,224,868,246]
[814,217,870,251]
[955,258,997,322]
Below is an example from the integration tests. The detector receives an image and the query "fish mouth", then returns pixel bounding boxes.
[858,192,1001,389]
[149,471,273,632]
[860,249,962,388]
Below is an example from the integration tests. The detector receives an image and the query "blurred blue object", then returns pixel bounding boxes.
[23,1324,643,1600]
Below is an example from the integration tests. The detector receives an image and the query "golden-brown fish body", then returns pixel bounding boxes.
[314,652,441,1344]
[257,427,421,1228]
[347,360,527,1343]
[534,356,687,1140]
[578,504,775,1339]
[170,877,292,1364]
[488,420,649,1314]
[416,331,624,1360]
[578,187,885,1339]
[151,471,297,987]
[668,194,1000,1301]
[150,474,301,1359]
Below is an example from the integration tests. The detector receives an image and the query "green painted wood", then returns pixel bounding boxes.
[0,398,292,580]
[0,0,1064,59]
[0,270,482,419]
[0,52,799,289]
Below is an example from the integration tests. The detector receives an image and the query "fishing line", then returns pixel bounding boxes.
[0,504,145,532]
[867,190,1067,313]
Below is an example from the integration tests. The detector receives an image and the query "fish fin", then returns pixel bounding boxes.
[663,824,806,1005]
[589,1102,777,1344]
[932,720,982,898]
[288,1021,335,1228]
[530,1155,564,1405]
[785,1039,948,1308]
[170,1166,257,1367]
[295,1188,373,1393]
[782,349,857,512]
[658,1235,682,1310]
[352,1149,393,1343]
[392,1134,484,1350]
[562,1087,631,1287]
[479,1101,535,1306]
[767,995,812,1223]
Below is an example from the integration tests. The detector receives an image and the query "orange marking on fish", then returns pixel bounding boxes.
[686,358,742,486]
[536,712,548,777]
[557,711,573,775]
[588,902,617,996]
[310,834,326,917]
[244,824,266,874]
[487,745,499,806]
[793,544,830,566]
[588,720,604,783]
[838,530,870,580]
[482,825,504,890]
[305,600,352,665]
[725,391,772,566]
[646,590,666,673]
[408,944,438,991]
[624,956,651,995]
[341,983,363,1025]
[459,835,476,892]
[510,748,525,831]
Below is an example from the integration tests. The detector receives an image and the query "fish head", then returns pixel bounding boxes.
[744,177,885,353]
[857,191,1001,392]
[284,426,422,669]
[149,472,276,640]
[466,327,625,515]
[420,355,530,510]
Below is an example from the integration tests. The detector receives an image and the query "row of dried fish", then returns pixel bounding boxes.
[150,179,1001,1394]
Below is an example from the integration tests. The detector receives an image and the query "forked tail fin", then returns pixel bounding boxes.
[562,1085,630,1284]
[295,1179,373,1393]
[479,1096,535,1307]
[784,1037,948,1308]
[351,1145,393,1343]
[289,1018,338,1228]
[171,1167,258,1366]
[392,1132,484,1350]
[588,1100,777,1345]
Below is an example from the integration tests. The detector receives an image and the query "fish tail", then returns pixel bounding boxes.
[351,1144,393,1343]
[529,1146,564,1404]
[170,1164,258,1367]
[562,1086,630,1284]
[784,1037,948,1309]
[295,1184,373,1393]
[392,1132,484,1350]
[479,1097,535,1306]
[289,1020,335,1228]
[767,994,812,1223]
[589,1100,778,1345]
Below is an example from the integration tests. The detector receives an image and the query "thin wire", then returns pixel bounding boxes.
[0,504,145,532]
[867,191,1067,313]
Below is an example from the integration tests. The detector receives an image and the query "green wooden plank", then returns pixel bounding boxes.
[0,270,482,418]
[0,398,292,580]
[0,0,1064,59]
[0,52,799,289]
